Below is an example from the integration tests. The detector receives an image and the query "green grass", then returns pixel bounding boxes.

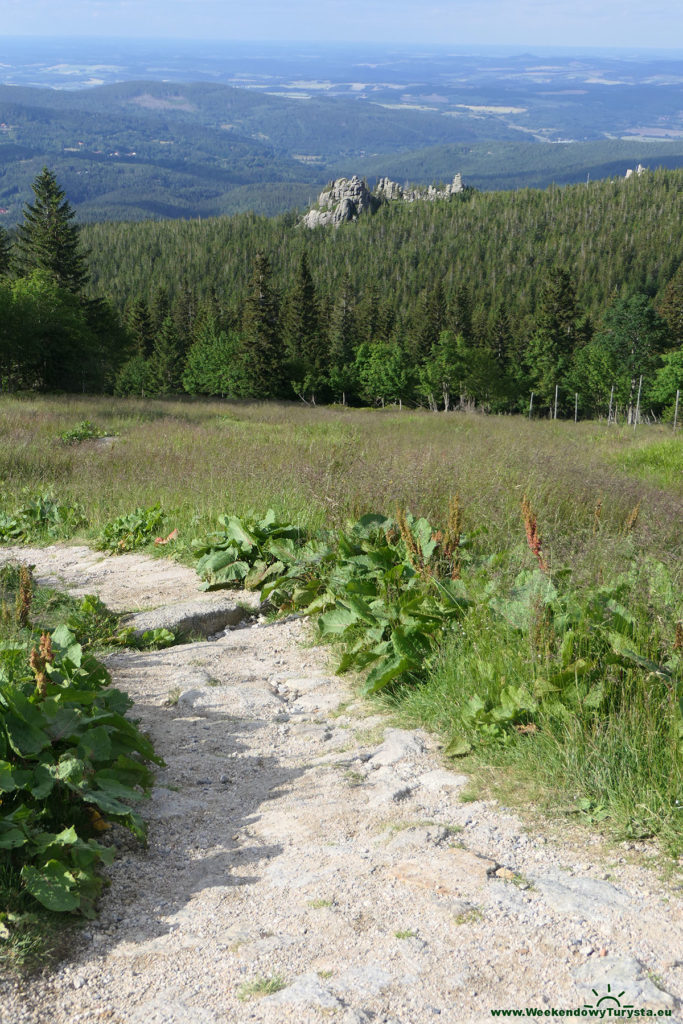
[615,438,683,491]
[0,395,680,574]
[237,975,287,1001]
[383,589,682,854]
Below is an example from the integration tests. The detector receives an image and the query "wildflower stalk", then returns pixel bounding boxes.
[521,495,548,573]
[30,632,53,699]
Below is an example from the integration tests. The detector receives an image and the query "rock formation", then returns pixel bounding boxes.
[301,175,379,228]
[302,172,466,228]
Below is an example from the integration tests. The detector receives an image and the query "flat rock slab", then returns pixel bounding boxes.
[127,994,217,1024]
[332,965,395,997]
[264,973,342,1010]
[530,868,632,920]
[122,593,258,639]
[418,768,469,792]
[573,956,678,1012]
[389,848,498,896]
[368,728,425,767]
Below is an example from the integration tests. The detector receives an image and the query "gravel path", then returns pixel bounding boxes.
[1,545,681,1024]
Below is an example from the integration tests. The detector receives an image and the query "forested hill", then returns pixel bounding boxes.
[2,79,683,223]
[83,169,682,338]
[2,166,682,421]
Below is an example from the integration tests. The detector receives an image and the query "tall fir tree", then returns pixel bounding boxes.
[282,252,320,365]
[415,282,447,361]
[657,263,683,346]
[525,267,584,412]
[15,168,88,293]
[0,227,11,277]
[241,252,283,398]
[150,316,183,395]
[172,281,197,357]
[125,299,155,358]
[149,286,171,337]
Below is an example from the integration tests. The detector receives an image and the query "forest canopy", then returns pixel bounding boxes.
[1,167,682,420]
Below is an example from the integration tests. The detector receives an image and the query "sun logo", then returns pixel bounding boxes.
[584,984,634,1010]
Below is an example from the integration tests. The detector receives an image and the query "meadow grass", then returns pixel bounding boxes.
[0,394,680,569]
[0,394,680,852]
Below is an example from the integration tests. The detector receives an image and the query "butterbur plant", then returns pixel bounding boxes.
[0,625,162,918]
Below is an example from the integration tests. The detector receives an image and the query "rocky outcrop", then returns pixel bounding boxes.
[376,172,464,203]
[301,175,379,228]
[303,171,465,228]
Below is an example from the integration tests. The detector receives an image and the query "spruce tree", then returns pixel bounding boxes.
[657,263,683,345]
[525,268,584,412]
[126,299,155,357]
[150,316,183,395]
[15,168,88,293]
[241,252,283,398]
[0,227,11,276]
[282,252,320,366]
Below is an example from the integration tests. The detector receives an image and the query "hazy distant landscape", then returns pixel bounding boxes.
[1,39,683,221]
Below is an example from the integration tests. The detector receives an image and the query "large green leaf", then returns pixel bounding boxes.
[0,760,31,793]
[318,606,358,636]
[221,515,258,550]
[363,654,412,694]
[21,861,80,912]
[77,725,113,763]
[412,517,438,563]
[2,710,51,757]
[0,819,27,849]
[607,632,670,677]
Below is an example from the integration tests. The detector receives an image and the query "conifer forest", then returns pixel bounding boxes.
[1,166,682,422]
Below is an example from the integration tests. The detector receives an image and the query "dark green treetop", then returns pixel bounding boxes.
[0,226,11,276]
[15,167,89,293]
[241,252,284,398]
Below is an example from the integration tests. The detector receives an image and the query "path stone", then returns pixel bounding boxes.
[368,729,425,766]
[530,868,632,919]
[122,594,258,639]
[264,973,342,1009]
[573,956,678,1012]
[128,995,217,1024]
[389,848,498,896]
[418,769,469,792]
[333,965,394,996]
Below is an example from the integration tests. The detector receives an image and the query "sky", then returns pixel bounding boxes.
[2,0,681,50]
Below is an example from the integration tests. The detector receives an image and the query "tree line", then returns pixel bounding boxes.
[1,167,681,420]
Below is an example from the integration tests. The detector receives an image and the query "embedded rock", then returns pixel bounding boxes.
[121,593,258,639]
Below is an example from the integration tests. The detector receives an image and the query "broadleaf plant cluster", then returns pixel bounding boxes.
[193,505,683,775]
[0,625,162,920]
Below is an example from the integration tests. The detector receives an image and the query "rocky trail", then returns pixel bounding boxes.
[0,545,681,1024]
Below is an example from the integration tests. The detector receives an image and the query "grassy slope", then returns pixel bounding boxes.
[0,395,680,579]
[0,395,680,850]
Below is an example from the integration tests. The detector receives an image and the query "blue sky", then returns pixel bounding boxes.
[2,0,680,49]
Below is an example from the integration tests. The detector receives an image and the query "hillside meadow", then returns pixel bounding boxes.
[0,394,681,851]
